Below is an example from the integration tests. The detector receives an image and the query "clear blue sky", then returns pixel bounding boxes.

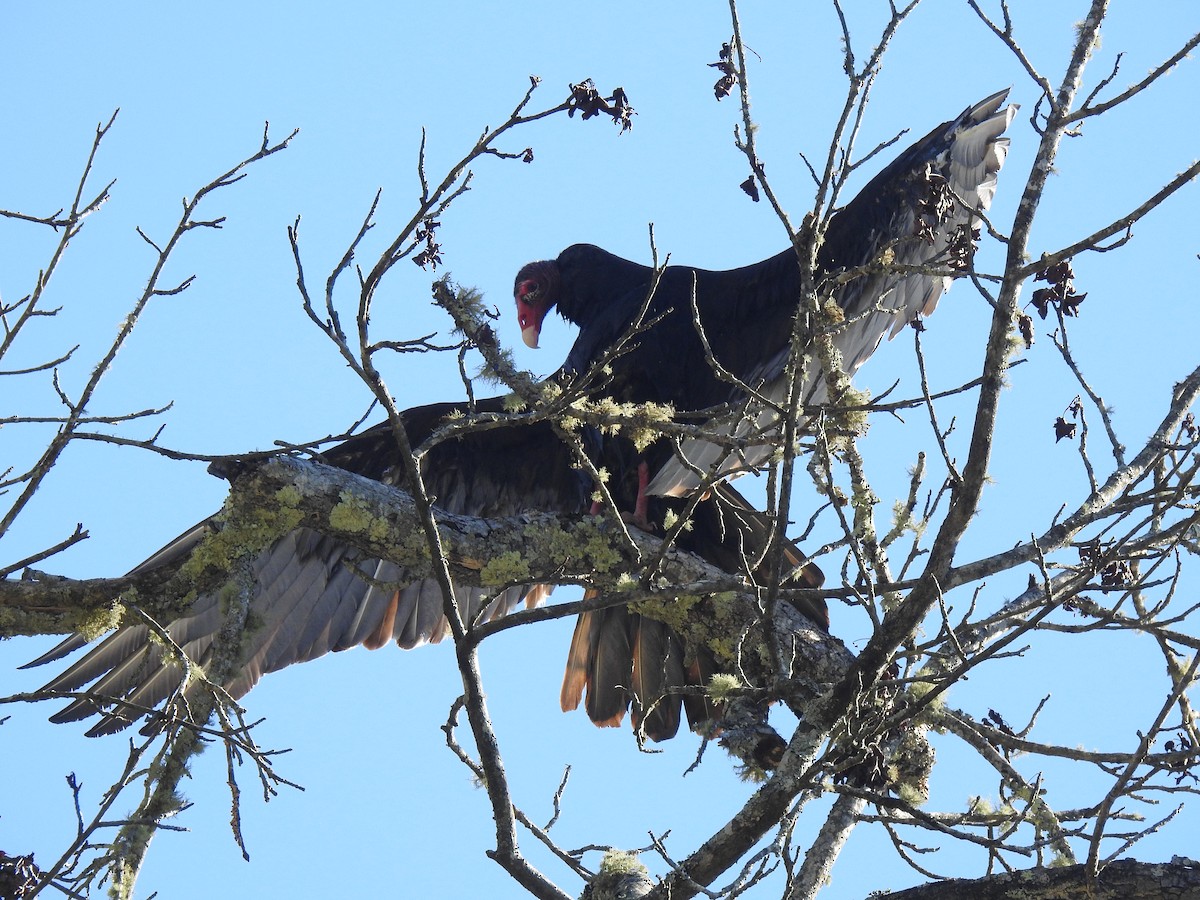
[3,3,1198,897]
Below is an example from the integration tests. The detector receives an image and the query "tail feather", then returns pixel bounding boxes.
[585,607,635,728]
[630,617,685,741]
[682,650,719,732]
[560,603,600,713]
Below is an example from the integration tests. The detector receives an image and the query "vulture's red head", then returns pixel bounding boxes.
[513,259,560,349]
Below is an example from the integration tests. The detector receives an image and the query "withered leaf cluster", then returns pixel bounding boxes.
[945,223,981,271]
[985,708,1016,738]
[914,167,956,243]
[708,41,738,100]
[0,851,40,900]
[1053,416,1077,442]
[1017,312,1036,349]
[1054,395,1084,443]
[1163,732,1199,785]
[412,218,443,271]
[1182,413,1197,441]
[1078,540,1134,588]
[914,168,981,271]
[1031,259,1087,318]
[567,80,635,133]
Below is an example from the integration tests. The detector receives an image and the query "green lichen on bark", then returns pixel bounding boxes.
[180,486,305,583]
[706,590,756,662]
[631,593,702,635]
[329,490,392,543]
[0,578,195,640]
[632,590,750,664]
[480,550,532,586]
[75,596,131,641]
[0,603,101,639]
[523,517,631,578]
[889,728,934,806]
[324,489,437,572]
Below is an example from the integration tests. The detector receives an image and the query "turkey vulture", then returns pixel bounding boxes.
[514,90,1016,497]
[25,396,825,741]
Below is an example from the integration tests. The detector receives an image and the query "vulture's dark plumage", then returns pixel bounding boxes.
[25,398,825,741]
[26,93,1016,745]
[514,90,1016,496]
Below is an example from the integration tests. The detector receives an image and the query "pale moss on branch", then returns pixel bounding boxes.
[614,572,638,592]
[821,294,846,325]
[907,670,948,726]
[75,597,131,641]
[970,796,995,816]
[597,849,648,878]
[829,384,871,441]
[850,482,880,515]
[562,396,676,452]
[708,672,743,702]
[891,497,925,539]
[1004,314,1028,362]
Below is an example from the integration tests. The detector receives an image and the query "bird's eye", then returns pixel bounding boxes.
[518,280,541,303]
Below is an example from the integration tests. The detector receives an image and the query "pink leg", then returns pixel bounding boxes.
[591,461,654,531]
[631,460,651,530]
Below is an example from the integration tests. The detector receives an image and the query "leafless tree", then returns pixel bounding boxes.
[3,2,1200,899]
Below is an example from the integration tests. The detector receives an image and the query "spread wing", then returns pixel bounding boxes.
[24,398,589,736]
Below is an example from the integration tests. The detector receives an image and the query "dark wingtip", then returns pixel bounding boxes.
[20,634,88,670]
